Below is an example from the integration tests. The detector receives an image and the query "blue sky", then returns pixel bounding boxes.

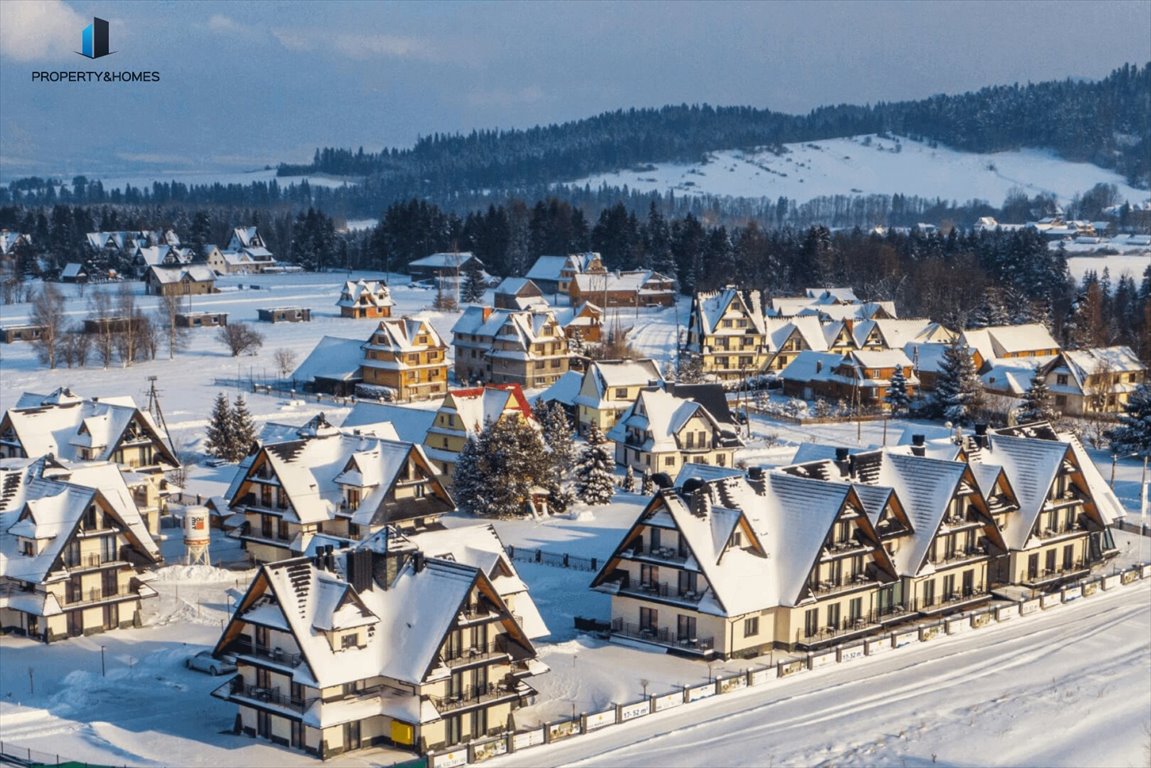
[1,0,1148,178]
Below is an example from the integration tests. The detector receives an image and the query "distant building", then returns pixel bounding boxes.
[422,385,535,477]
[524,253,596,297]
[492,277,546,310]
[568,266,676,308]
[360,317,449,402]
[572,359,664,436]
[337,279,395,319]
[685,287,769,381]
[407,252,482,281]
[451,306,572,388]
[257,307,312,323]
[143,264,217,297]
[606,388,742,473]
[1039,346,1146,416]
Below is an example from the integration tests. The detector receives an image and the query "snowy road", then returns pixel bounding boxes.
[493,579,1151,768]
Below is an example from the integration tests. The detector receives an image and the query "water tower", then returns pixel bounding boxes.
[183,506,211,566]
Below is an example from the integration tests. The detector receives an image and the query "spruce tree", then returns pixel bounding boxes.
[230,395,257,461]
[1017,369,1060,425]
[641,468,654,495]
[622,465,636,493]
[453,416,551,517]
[1108,384,1151,457]
[574,423,615,505]
[462,257,486,303]
[935,340,984,425]
[537,401,575,473]
[205,392,233,461]
[885,366,911,416]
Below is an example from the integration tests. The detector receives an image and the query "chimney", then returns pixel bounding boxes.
[834,447,851,477]
[348,548,373,592]
[748,466,764,480]
[413,551,426,573]
[481,306,493,322]
[324,544,336,572]
[911,434,926,457]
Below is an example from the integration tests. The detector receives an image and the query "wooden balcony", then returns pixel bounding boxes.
[610,618,715,655]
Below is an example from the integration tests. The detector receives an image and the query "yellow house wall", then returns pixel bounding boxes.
[1009,535,1088,583]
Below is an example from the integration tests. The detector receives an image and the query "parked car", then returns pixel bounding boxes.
[185,650,236,676]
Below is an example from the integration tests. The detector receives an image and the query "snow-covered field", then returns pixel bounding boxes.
[2,272,1150,766]
[571,134,1150,208]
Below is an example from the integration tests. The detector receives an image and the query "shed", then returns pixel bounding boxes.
[257,307,312,323]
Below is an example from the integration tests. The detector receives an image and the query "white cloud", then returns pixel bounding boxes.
[207,14,244,34]
[272,27,436,60]
[0,0,88,62]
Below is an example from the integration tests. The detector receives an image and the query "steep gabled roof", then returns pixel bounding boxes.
[969,434,1070,550]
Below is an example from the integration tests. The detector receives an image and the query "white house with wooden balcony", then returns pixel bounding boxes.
[360,317,450,402]
[212,536,543,759]
[0,388,179,535]
[225,415,453,563]
[337,279,395,319]
[0,457,161,641]
[591,469,899,657]
[572,359,664,436]
[605,388,742,474]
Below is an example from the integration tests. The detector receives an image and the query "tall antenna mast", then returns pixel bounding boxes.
[146,376,176,456]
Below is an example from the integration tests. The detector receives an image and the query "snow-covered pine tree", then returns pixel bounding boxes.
[574,423,615,505]
[205,392,233,461]
[1017,368,1060,425]
[537,400,575,473]
[453,416,550,517]
[1108,383,1151,457]
[622,465,635,493]
[885,365,911,416]
[461,257,486,303]
[230,395,257,461]
[934,339,984,425]
[452,434,487,515]
[640,468,654,495]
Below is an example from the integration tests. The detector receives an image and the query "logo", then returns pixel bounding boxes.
[78,17,113,59]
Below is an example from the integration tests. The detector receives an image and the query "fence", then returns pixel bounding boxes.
[0,739,126,768]
[504,545,598,572]
[425,559,1151,768]
[1113,519,1151,537]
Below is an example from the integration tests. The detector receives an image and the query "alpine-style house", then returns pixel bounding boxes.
[225,415,453,563]
[0,388,180,535]
[592,422,1120,657]
[211,525,546,759]
[684,287,769,381]
[0,456,162,641]
[451,306,572,389]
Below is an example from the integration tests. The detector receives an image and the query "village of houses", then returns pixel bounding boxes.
[0,224,1149,767]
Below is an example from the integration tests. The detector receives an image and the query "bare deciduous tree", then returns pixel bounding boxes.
[155,292,188,359]
[217,322,265,357]
[59,325,91,368]
[29,283,67,369]
[273,348,298,378]
[88,288,116,368]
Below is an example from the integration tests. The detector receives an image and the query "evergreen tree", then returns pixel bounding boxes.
[205,393,234,461]
[1017,369,1060,425]
[537,400,575,474]
[453,416,550,517]
[1108,384,1151,458]
[461,256,486,303]
[934,340,984,425]
[641,468,654,495]
[230,395,257,461]
[622,465,636,493]
[885,366,911,416]
[574,423,615,505]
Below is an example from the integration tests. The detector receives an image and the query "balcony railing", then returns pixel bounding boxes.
[912,588,990,614]
[441,638,511,668]
[1023,561,1087,587]
[626,545,688,566]
[619,580,702,604]
[610,618,715,653]
[226,679,306,713]
[227,636,304,669]
[431,681,526,713]
[808,572,877,596]
[458,603,501,625]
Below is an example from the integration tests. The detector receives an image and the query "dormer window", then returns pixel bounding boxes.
[729,530,743,548]
[341,632,359,650]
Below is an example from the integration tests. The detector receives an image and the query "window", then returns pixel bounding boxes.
[649,527,661,550]
[744,616,759,637]
[922,580,936,607]
[826,603,841,631]
[341,633,359,649]
[677,614,697,641]
[615,387,628,399]
[942,573,956,600]
[1045,548,1057,574]
[664,456,675,466]
[639,606,658,631]
[804,608,819,638]
[962,569,975,596]
[1056,374,1068,386]
[1027,553,1039,580]
[640,564,659,587]
[678,570,697,596]
[848,597,862,625]
[1062,544,1074,570]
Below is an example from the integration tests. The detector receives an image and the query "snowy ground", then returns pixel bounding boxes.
[571,134,1150,209]
[2,272,1150,766]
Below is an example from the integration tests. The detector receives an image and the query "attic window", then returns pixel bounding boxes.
[729,530,743,548]
[341,632,360,650]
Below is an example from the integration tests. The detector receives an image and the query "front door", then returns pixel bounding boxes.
[344,720,361,751]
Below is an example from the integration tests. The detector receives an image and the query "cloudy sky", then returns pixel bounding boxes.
[1,0,1148,178]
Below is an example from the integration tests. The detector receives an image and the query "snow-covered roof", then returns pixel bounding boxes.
[961,324,1059,361]
[61,263,86,278]
[981,358,1049,396]
[341,403,435,444]
[969,433,1072,550]
[145,265,216,284]
[1,460,160,585]
[408,252,479,269]
[428,386,533,443]
[574,359,664,409]
[363,317,444,354]
[572,270,674,295]
[605,389,735,453]
[693,288,765,336]
[537,370,583,407]
[2,389,174,467]
[805,287,859,303]
[778,350,846,382]
[290,336,364,384]
[337,279,394,309]
[1044,347,1145,395]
